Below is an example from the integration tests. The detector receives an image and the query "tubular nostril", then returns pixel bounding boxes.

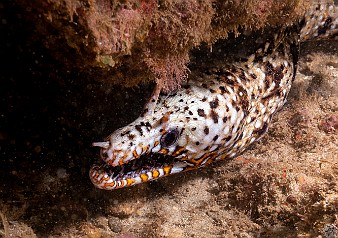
[92,141,110,149]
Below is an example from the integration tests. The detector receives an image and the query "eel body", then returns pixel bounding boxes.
[90,4,338,190]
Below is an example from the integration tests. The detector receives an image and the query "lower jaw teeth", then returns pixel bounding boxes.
[99,153,178,180]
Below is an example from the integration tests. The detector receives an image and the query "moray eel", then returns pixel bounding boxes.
[90,4,338,190]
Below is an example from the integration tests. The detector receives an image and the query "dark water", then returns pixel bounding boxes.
[0,2,153,234]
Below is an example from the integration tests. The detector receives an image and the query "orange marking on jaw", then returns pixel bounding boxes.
[204,153,218,166]
[179,156,190,161]
[172,146,186,157]
[152,170,160,178]
[112,149,122,160]
[197,152,213,164]
[117,180,126,188]
[163,166,172,175]
[140,173,149,182]
[154,141,159,147]
[159,148,169,154]
[133,151,139,158]
[93,172,100,179]
[142,145,150,153]
[183,152,216,171]
[184,167,195,172]
[160,112,171,124]
[122,152,128,160]
[118,150,131,165]
[153,112,171,128]
[126,178,136,186]
[160,129,167,135]
[98,171,107,182]
[104,181,116,189]
[184,154,209,168]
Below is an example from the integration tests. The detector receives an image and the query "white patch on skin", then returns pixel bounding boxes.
[136,146,142,156]
[97,173,105,181]
[239,142,247,150]
[247,129,253,138]
[151,144,161,153]
[263,115,270,122]
[229,152,237,158]
[168,145,177,153]
[224,126,230,135]
[193,152,204,160]
[134,177,142,183]
[226,86,234,94]
[269,82,276,92]
[224,140,232,147]
[230,108,238,125]
[200,158,209,166]
[255,120,262,129]
[147,171,153,179]
[158,169,164,177]
[242,130,247,139]
[171,164,185,173]
[210,144,218,152]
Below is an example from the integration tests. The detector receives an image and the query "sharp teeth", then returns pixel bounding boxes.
[92,141,110,149]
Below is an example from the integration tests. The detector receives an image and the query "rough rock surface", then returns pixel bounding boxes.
[3,0,310,91]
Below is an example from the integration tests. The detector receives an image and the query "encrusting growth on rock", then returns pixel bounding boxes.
[15,0,311,91]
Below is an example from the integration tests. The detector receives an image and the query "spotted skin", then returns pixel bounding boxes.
[90,4,338,190]
[300,4,338,41]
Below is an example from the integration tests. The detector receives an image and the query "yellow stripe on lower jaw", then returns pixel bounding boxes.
[163,166,172,175]
[140,173,149,182]
[103,181,117,189]
[132,150,140,159]
[90,164,178,190]
[99,179,137,190]
[126,178,136,186]
[115,180,126,189]
[152,170,160,178]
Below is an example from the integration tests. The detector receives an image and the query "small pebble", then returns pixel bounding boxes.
[108,216,122,233]
[323,224,337,238]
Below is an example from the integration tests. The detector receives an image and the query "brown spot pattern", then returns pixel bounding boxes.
[209,97,219,109]
[204,126,209,135]
[210,110,219,124]
[197,109,206,117]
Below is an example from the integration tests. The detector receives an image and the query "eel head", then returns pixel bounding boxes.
[89,106,217,190]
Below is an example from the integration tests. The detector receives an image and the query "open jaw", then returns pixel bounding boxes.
[89,153,189,190]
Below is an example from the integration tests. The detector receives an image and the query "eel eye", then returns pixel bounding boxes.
[160,128,179,148]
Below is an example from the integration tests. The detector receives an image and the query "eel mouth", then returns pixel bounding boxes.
[89,153,188,190]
